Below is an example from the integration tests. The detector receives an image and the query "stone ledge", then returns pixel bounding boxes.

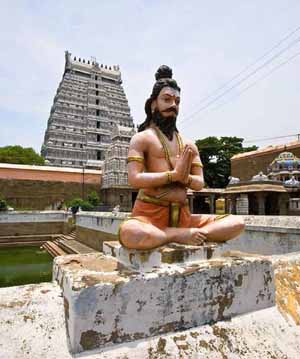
[53,251,275,354]
[103,241,226,272]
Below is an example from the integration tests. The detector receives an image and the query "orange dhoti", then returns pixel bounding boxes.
[118,194,230,246]
[131,199,191,229]
[130,197,224,230]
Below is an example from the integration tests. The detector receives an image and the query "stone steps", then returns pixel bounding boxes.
[0,234,61,246]
[42,230,97,257]
[43,241,67,258]
[59,233,76,241]
[0,241,46,247]
[57,239,98,255]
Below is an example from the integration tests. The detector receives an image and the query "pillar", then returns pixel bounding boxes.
[227,194,237,214]
[209,194,215,214]
[278,193,289,215]
[256,193,267,215]
[236,194,249,215]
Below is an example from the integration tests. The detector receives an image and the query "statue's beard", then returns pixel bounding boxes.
[152,109,178,140]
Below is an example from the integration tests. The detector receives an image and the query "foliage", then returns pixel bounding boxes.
[0,195,8,211]
[66,198,93,213]
[87,191,100,207]
[195,136,258,188]
[0,146,45,165]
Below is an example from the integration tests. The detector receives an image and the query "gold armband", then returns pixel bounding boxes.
[127,156,145,164]
[166,171,172,184]
[191,161,203,168]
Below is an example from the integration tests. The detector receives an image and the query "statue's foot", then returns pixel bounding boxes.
[166,228,208,246]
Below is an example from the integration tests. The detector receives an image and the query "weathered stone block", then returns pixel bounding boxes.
[53,251,275,354]
[103,241,225,272]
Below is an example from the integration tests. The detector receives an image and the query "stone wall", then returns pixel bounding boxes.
[222,215,300,255]
[100,187,136,212]
[0,163,101,210]
[224,225,300,255]
[0,211,71,236]
[0,179,99,210]
[0,163,101,184]
[76,212,300,256]
[243,215,300,227]
[76,212,129,251]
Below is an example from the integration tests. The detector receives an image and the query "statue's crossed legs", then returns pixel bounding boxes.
[119,198,245,250]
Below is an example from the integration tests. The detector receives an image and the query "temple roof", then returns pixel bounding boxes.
[268,151,300,173]
[225,182,286,193]
[231,140,300,161]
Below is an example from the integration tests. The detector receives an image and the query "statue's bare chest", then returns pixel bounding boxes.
[145,132,182,170]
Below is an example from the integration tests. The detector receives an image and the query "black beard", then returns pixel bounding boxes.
[152,109,178,140]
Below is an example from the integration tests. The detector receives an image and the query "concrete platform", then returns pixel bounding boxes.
[1,274,300,359]
[53,249,275,354]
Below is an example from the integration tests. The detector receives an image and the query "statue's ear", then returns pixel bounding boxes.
[151,100,156,114]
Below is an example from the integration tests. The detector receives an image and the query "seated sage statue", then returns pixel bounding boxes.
[119,65,244,250]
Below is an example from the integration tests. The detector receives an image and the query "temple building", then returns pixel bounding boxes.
[267,151,300,182]
[231,140,300,181]
[41,51,134,169]
[225,144,300,216]
[101,124,137,211]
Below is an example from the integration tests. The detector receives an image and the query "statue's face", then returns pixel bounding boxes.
[152,87,180,119]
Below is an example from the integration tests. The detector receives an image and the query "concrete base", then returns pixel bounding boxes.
[103,241,225,272]
[3,252,300,358]
[54,249,275,354]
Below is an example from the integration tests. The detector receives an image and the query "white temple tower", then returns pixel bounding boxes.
[41,51,134,169]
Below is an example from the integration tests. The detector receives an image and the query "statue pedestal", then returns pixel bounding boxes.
[103,241,226,272]
[53,246,275,354]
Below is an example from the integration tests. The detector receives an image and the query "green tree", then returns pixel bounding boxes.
[87,191,100,207]
[66,198,94,214]
[0,146,45,165]
[195,136,258,188]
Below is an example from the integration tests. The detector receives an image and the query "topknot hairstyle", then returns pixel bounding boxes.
[155,65,173,81]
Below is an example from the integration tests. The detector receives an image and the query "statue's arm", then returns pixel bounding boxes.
[127,134,171,189]
[185,143,204,191]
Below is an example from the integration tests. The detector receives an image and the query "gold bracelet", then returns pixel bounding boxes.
[166,171,172,184]
[187,175,193,187]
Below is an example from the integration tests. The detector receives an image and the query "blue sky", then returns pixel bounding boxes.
[1,1,300,152]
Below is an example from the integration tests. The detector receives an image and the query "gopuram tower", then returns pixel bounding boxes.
[41,51,134,169]
[101,123,136,211]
